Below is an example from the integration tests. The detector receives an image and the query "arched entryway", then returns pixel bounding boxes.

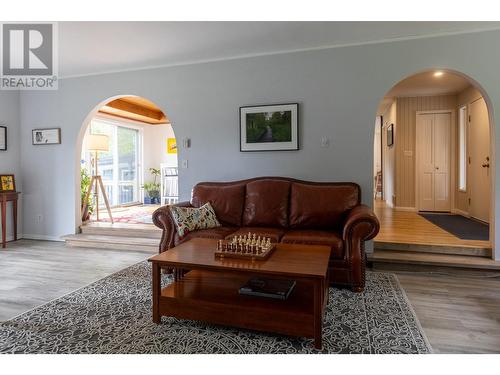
[372,69,496,260]
[75,95,178,228]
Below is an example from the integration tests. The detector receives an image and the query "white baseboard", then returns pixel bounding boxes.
[451,208,470,217]
[2,233,22,242]
[395,206,417,212]
[22,234,64,242]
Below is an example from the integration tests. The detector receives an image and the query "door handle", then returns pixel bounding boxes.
[435,166,439,170]
[482,163,490,168]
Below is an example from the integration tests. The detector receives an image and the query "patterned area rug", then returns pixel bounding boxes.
[93,205,158,224]
[0,262,432,354]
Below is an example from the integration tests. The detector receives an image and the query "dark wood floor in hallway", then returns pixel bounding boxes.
[0,240,499,353]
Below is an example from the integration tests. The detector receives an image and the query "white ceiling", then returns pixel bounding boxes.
[376,70,472,115]
[58,21,500,78]
[385,70,471,97]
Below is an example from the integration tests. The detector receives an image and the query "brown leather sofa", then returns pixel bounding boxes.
[152,177,379,292]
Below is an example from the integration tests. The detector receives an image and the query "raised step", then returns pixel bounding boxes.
[368,249,500,271]
[374,241,492,257]
[62,234,159,253]
[80,222,161,239]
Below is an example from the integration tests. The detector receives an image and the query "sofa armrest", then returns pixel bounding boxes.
[341,204,380,292]
[342,204,380,242]
[152,201,192,253]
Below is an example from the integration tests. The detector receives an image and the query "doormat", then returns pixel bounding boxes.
[419,213,489,241]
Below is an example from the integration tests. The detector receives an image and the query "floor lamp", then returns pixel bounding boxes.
[83,134,114,224]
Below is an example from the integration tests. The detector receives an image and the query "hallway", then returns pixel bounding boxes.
[374,201,491,252]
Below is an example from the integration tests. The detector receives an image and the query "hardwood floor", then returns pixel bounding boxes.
[393,270,500,353]
[374,200,491,250]
[1,239,499,353]
[0,239,154,321]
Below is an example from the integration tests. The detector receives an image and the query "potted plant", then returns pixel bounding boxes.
[81,167,94,221]
[143,167,161,204]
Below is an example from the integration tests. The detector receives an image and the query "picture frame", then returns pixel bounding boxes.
[0,174,16,192]
[167,138,177,154]
[0,126,6,151]
[387,123,394,147]
[240,103,299,152]
[32,128,61,145]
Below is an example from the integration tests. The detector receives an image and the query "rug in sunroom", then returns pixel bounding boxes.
[0,262,432,354]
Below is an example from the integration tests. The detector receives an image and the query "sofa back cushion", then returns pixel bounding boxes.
[242,179,290,228]
[191,183,245,226]
[289,182,360,229]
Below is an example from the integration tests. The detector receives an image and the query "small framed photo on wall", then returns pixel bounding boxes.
[32,128,61,145]
[387,124,394,147]
[0,126,6,151]
[0,175,16,192]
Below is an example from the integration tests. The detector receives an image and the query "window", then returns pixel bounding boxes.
[458,105,467,191]
[82,118,141,207]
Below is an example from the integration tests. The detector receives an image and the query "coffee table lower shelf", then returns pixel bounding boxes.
[153,269,327,349]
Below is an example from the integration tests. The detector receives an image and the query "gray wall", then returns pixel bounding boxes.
[16,29,500,258]
[0,91,21,240]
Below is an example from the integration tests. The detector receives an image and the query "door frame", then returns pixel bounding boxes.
[415,109,455,212]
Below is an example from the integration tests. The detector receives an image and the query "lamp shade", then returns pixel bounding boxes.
[87,134,109,152]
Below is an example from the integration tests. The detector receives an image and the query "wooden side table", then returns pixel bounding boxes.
[1,191,20,249]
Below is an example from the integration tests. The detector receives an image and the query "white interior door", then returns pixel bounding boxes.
[433,113,451,211]
[469,98,490,223]
[417,114,435,211]
[416,112,451,212]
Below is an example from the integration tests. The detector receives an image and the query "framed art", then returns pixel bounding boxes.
[167,138,177,154]
[32,128,61,145]
[387,124,394,147]
[0,175,16,192]
[240,103,299,152]
[0,126,6,151]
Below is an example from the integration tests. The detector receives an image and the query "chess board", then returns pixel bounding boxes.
[214,233,275,260]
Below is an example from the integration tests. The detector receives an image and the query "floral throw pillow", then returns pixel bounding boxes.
[169,202,221,238]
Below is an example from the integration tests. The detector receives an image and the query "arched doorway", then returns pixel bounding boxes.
[75,95,178,228]
[372,69,496,260]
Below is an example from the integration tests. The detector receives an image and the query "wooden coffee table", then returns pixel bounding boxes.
[148,238,330,349]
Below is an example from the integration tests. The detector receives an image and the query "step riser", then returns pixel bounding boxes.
[80,227,161,239]
[66,240,157,253]
[374,241,491,257]
[369,261,500,274]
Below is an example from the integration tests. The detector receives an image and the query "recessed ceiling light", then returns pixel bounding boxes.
[434,71,444,77]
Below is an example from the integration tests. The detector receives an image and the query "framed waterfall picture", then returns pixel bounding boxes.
[240,103,299,152]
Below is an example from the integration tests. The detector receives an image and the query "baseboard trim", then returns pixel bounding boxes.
[2,233,22,242]
[451,208,471,217]
[394,206,417,212]
[22,234,64,242]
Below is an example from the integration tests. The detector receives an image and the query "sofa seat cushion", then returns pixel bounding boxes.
[242,179,291,228]
[174,227,238,246]
[281,229,344,259]
[225,227,286,243]
[289,182,360,230]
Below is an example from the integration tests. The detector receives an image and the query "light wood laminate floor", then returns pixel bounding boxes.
[394,270,500,353]
[1,240,499,353]
[374,200,491,249]
[0,240,154,321]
